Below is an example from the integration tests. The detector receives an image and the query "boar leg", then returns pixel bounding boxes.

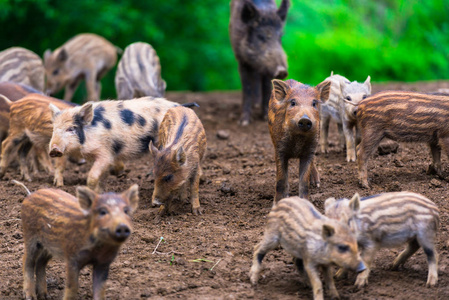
[298,154,314,199]
[261,75,272,120]
[249,229,280,285]
[87,158,112,192]
[391,238,419,270]
[320,115,331,153]
[23,241,41,300]
[18,139,33,182]
[35,251,52,299]
[274,154,289,202]
[190,168,203,215]
[85,70,99,101]
[93,264,110,300]
[53,157,67,187]
[416,232,438,287]
[337,123,345,151]
[95,81,102,101]
[238,63,261,126]
[309,159,320,188]
[427,141,442,177]
[63,78,82,102]
[63,263,80,300]
[294,257,310,287]
[0,133,27,178]
[357,129,384,188]
[323,265,339,300]
[304,260,324,300]
[343,121,356,162]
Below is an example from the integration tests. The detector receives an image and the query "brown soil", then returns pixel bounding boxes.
[1,81,449,299]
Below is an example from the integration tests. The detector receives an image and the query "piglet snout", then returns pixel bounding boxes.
[298,116,312,131]
[274,66,288,79]
[49,145,64,157]
[356,261,366,273]
[114,224,131,241]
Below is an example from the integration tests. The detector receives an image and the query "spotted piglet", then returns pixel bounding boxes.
[149,106,207,215]
[49,97,193,191]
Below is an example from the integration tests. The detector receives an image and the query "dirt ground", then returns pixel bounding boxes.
[1,80,449,299]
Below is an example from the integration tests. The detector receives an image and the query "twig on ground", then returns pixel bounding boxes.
[210,258,221,271]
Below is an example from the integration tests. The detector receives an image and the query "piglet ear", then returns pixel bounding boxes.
[322,224,335,239]
[49,103,61,121]
[277,0,290,22]
[272,79,289,102]
[78,103,94,125]
[316,80,331,102]
[364,75,371,93]
[241,0,260,24]
[123,184,139,213]
[148,140,158,157]
[349,193,361,212]
[57,48,68,62]
[76,186,97,212]
[324,197,336,214]
[174,146,186,166]
[44,49,52,62]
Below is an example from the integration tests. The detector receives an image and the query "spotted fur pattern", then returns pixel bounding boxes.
[115,42,166,99]
[21,185,138,300]
[249,196,364,300]
[325,192,439,288]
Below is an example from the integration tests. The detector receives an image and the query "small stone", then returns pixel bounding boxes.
[430,179,442,188]
[393,159,404,167]
[217,130,230,140]
[220,183,236,195]
[378,140,399,155]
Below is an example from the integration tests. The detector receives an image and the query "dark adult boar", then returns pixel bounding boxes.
[44,33,118,101]
[20,183,138,300]
[49,97,192,191]
[115,42,166,99]
[356,91,449,188]
[150,106,207,215]
[0,47,45,91]
[230,0,289,126]
[268,79,331,201]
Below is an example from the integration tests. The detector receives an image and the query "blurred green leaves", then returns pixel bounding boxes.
[0,0,448,100]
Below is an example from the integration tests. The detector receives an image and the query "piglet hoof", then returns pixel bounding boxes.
[53,177,64,187]
[354,275,368,289]
[192,206,204,215]
[358,179,370,189]
[329,292,340,300]
[426,275,438,288]
[239,119,250,127]
[0,168,5,179]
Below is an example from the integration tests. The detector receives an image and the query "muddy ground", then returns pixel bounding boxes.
[1,81,449,299]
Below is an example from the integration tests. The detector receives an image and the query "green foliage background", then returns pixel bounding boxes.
[0,0,448,101]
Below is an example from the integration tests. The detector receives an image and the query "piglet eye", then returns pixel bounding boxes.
[337,245,350,253]
[312,100,318,108]
[345,96,352,101]
[290,99,296,107]
[66,126,76,133]
[99,208,108,216]
[163,174,173,182]
[52,69,59,76]
[124,207,130,215]
[257,34,266,42]
[362,95,367,99]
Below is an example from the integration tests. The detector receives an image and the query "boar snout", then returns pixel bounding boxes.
[114,223,131,242]
[298,115,313,131]
[49,145,64,157]
[356,261,366,273]
[274,66,288,79]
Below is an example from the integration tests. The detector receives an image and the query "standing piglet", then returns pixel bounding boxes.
[115,42,166,99]
[319,72,371,161]
[268,79,331,201]
[20,182,138,300]
[150,106,206,215]
[230,0,289,126]
[325,192,439,288]
[49,97,189,191]
[356,91,449,188]
[44,33,118,101]
[249,196,365,300]
[0,47,45,91]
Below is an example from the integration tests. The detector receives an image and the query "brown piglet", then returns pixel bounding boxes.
[150,106,207,215]
[249,196,365,300]
[268,79,331,201]
[356,91,449,188]
[19,182,139,300]
[44,33,118,101]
